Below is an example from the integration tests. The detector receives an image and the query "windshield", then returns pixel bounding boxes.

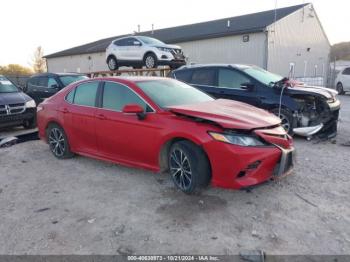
[0,76,19,93]
[136,79,214,108]
[242,66,283,86]
[137,36,165,46]
[59,75,88,87]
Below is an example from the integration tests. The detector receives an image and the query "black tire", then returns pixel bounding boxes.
[23,117,36,129]
[107,56,118,71]
[336,82,345,95]
[271,108,294,135]
[144,53,157,69]
[168,140,211,194]
[46,123,74,159]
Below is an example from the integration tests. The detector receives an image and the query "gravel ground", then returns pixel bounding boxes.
[0,95,349,255]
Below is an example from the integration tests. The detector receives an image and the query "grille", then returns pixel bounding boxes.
[0,103,25,116]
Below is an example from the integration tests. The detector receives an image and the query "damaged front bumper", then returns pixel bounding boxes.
[293,99,340,138]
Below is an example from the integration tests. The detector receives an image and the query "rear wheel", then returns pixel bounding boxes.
[271,108,294,135]
[144,53,157,69]
[107,56,118,71]
[46,124,74,159]
[168,141,211,194]
[336,82,345,95]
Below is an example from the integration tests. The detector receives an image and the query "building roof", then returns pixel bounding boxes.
[45,3,308,59]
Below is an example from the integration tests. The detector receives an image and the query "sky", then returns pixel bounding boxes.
[1,0,349,67]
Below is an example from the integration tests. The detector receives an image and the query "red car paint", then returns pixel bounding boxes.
[37,77,294,190]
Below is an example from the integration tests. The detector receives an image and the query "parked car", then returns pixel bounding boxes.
[25,73,88,104]
[105,36,186,70]
[335,67,350,95]
[0,75,36,129]
[37,77,294,193]
[170,64,341,137]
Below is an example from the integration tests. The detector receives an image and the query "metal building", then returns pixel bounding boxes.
[45,3,330,83]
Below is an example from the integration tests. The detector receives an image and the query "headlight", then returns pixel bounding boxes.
[25,99,36,108]
[157,47,172,52]
[209,132,267,147]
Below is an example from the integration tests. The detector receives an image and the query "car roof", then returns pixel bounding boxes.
[91,76,171,83]
[29,72,86,78]
[175,63,254,71]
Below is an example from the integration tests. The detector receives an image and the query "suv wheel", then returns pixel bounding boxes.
[144,53,157,69]
[107,56,118,71]
[271,108,294,135]
[47,124,74,159]
[168,141,211,194]
[336,82,345,95]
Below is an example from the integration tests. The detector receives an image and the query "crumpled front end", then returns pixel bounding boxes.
[292,94,340,139]
[204,125,294,189]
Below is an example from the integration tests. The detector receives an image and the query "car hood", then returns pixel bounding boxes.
[168,99,281,130]
[153,44,181,49]
[0,92,32,105]
[287,85,337,99]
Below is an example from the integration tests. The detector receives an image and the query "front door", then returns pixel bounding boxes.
[214,68,261,107]
[95,81,160,168]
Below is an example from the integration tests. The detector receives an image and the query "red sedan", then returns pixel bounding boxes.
[37,77,294,193]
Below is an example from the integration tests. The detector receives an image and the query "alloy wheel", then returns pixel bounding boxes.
[49,128,66,157]
[145,56,155,68]
[108,58,117,70]
[169,148,192,191]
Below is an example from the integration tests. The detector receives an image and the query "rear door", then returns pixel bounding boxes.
[114,38,131,60]
[188,68,217,95]
[62,81,100,155]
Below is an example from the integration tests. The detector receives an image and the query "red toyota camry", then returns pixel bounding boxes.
[37,77,294,193]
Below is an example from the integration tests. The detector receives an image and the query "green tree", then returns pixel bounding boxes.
[0,64,33,75]
[32,46,47,73]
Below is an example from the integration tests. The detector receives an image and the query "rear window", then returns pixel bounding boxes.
[174,70,193,83]
[73,82,99,107]
[190,68,216,86]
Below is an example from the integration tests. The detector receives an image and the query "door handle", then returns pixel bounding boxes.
[258,96,267,100]
[45,90,49,93]
[96,113,106,120]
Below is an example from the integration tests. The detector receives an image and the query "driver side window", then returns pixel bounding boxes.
[218,69,251,89]
[102,82,152,112]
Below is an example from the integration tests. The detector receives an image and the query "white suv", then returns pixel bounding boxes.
[106,36,186,70]
[335,67,350,95]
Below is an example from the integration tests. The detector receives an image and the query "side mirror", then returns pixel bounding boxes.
[134,41,142,46]
[122,104,146,120]
[240,82,254,90]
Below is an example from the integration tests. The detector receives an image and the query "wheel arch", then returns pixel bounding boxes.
[158,136,211,174]
[106,54,117,63]
[143,51,157,61]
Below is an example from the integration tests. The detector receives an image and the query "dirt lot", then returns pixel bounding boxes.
[0,96,349,255]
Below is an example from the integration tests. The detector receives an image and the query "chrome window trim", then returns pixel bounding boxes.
[64,80,156,113]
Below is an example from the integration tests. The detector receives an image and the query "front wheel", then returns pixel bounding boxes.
[336,82,345,95]
[46,124,74,159]
[144,53,157,69]
[168,141,211,194]
[271,108,294,135]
